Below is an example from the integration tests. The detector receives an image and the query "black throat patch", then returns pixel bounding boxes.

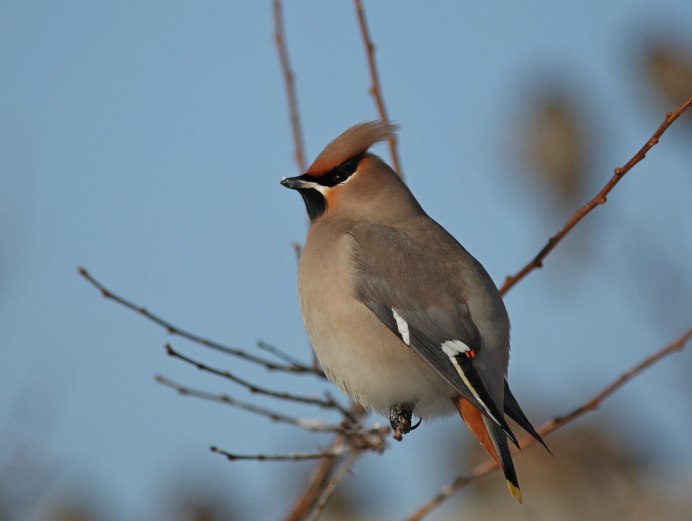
[299,188,327,221]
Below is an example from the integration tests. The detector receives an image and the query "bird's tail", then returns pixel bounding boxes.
[453,396,522,503]
[503,380,551,454]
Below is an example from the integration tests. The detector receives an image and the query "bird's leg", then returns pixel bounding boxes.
[389,402,422,441]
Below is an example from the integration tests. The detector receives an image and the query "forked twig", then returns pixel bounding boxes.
[500,96,692,296]
[257,340,323,377]
[353,0,404,179]
[78,267,315,374]
[406,326,692,521]
[284,402,371,521]
[163,343,339,409]
[155,375,342,433]
[273,0,306,173]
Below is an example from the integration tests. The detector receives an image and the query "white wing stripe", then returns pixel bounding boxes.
[391,309,410,346]
[441,339,470,357]
[448,355,501,425]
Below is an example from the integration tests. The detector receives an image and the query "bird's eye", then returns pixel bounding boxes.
[319,154,361,187]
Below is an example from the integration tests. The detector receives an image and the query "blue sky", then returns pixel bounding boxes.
[1,2,691,519]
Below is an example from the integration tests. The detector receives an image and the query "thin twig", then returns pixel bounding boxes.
[164,343,338,409]
[257,340,323,377]
[499,97,692,296]
[322,391,360,424]
[306,450,361,521]
[155,375,342,433]
[353,0,404,179]
[78,267,314,374]
[273,0,306,173]
[210,444,347,462]
[406,326,692,521]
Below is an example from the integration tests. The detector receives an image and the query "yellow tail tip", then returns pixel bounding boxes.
[507,481,523,503]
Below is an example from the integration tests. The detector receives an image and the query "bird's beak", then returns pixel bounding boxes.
[280,175,318,191]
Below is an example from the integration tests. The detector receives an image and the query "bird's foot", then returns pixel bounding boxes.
[389,402,422,442]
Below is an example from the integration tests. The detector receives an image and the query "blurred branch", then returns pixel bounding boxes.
[272,0,306,173]
[284,413,371,521]
[273,1,319,371]
[284,439,345,521]
[500,96,692,296]
[407,326,692,521]
[164,343,338,409]
[78,267,316,375]
[353,0,404,179]
[306,450,361,521]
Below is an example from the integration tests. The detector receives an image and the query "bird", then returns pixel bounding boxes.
[280,121,547,502]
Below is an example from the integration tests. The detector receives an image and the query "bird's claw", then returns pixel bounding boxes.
[389,402,421,441]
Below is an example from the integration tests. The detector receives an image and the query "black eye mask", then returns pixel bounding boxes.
[303,153,362,187]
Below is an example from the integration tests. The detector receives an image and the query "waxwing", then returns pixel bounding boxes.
[280,121,547,502]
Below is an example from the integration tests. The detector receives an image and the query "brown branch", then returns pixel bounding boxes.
[273,3,319,370]
[406,326,692,521]
[155,375,343,433]
[257,340,322,376]
[353,0,404,179]
[164,343,339,409]
[210,445,347,462]
[273,0,306,173]
[499,96,692,296]
[284,402,372,521]
[284,438,345,521]
[78,267,315,375]
[306,450,361,521]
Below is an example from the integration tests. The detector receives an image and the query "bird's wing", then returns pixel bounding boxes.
[348,223,515,441]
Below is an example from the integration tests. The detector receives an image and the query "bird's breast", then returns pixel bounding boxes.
[297,227,456,418]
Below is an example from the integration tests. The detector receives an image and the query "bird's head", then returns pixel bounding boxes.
[281,121,419,222]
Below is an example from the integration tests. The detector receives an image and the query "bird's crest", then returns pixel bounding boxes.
[306,120,398,176]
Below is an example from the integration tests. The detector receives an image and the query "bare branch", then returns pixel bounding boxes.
[284,402,370,521]
[272,0,307,173]
[306,450,361,521]
[500,96,692,296]
[210,444,347,462]
[164,343,338,409]
[353,0,404,179]
[78,267,315,374]
[406,326,692,521]
[257,340,323,377]
[284,442,344,521]
[542,327,692,429]
[155,375,343,433]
